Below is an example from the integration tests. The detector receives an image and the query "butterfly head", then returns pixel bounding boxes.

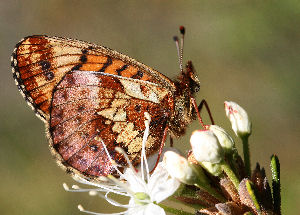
[176,61,200,96]
[170,61,200,137]
[185,61,200,94]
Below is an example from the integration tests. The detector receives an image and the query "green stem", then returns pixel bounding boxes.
[194,182,226,202]
[242,136,251,177]
[169,185,207,209]
[190,164,226,202]
[169,196,205,210]
[158,203,194,215]
[221,161,240,190]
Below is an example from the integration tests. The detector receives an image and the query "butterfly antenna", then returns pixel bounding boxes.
[173,36,182,73]
[179,26,185,73]
[173,26,186,73]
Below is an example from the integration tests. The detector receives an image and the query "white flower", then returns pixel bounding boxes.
[224,101,252,138]
[125,162,180,214]
[190,130,224,164]
[64,112,180,215]
[208,125,235,154]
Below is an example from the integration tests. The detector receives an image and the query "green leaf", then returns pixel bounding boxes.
[270,154,281,214]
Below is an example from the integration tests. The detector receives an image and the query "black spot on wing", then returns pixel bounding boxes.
[98,57,112,72]
[116,65,128,76]
[71,64,82,71]
[81,49,88,54]
[45,71,54,80]
[80,55,87,63]
[89,145,99,152]
[40,60,51,71]
[131,70,144,79]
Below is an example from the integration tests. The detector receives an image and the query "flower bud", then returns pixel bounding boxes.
[145,147,180,172]
[224,101,251,138]
[209,125,235,154]
[188,151,222,176]
[163,151,204,185]
[190,130,224,164]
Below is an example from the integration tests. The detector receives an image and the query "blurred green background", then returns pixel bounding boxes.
[0,0,299,214]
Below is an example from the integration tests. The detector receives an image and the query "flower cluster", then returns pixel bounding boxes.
[64,102,281,215]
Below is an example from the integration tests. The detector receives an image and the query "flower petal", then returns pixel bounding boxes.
[123,168,147,193]
[144,203,166,215]
[148,163,180,203]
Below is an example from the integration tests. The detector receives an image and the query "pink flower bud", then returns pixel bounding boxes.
[224,101,251,138]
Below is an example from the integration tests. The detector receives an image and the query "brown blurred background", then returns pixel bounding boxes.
[0,0,299,214]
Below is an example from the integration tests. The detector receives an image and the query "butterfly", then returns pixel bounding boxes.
[11,31,201,181]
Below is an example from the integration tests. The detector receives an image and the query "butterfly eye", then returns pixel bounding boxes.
[190,79,200,93]
[185,62,200,93]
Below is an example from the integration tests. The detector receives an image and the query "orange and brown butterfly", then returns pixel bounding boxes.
[11,27,201,181]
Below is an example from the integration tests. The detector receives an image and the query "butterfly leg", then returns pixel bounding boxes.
[190,97,215,128]
[190,97,206,128]
[197,99,215,125]
[170,136,174,147]
[150,125,169,174]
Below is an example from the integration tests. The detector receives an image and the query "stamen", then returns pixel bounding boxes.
[73,176,112,189]
[89,190,98,196]
[72,185,80,189]
[98,140,124,177]
[107,175,135,196]
[113,147,148,191]
[86,184,130,197]
[105,192,131,208]
[64,184,112,193]
[115,147,136,172]
[116,147,152,196]
[63,183,70,191]
[141,112,151,182]
[78,205,85,211]
[64,180,128,196]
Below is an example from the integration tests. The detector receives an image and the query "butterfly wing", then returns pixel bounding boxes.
[49,70,174,178]
[11,35,176,121]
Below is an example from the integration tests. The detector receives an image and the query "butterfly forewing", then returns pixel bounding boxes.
[12,35,175,121]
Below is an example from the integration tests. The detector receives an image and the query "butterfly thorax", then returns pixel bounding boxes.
[169,61,200,138]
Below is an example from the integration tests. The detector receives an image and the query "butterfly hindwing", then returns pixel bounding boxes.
[48,70,173,178]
